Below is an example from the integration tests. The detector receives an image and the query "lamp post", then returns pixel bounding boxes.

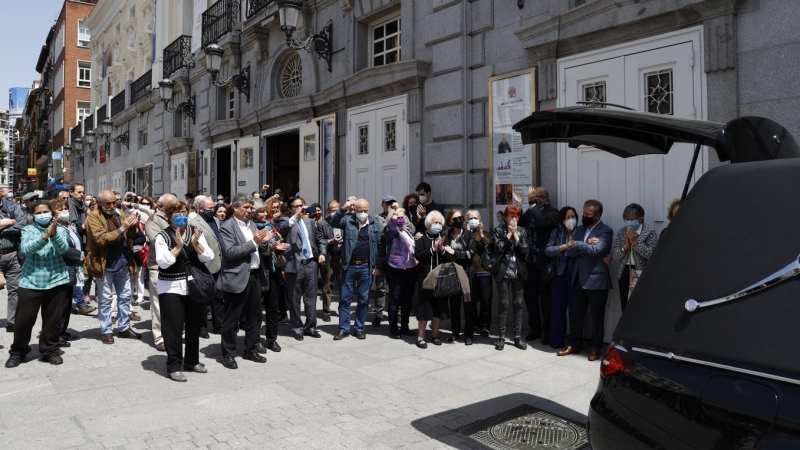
[158,78,195,124]
[275,0,336,72]
[204,44,250,103]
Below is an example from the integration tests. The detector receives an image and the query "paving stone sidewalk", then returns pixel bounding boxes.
[0,290,599,449]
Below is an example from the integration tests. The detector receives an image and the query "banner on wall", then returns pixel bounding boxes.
[321,115,336,208]
[489,68,537,224]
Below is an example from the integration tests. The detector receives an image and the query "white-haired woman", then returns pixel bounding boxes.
[413,210,448,348]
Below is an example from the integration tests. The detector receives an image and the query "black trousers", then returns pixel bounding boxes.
[263,279,280,344]
[385,266,416,334]
[524,261,552,338]
[59,285,73,336]
[566,285,609,350]
[160,293,202,373]
[472,275,493,332]
[286,261,318,336]
[448,294,476,338]
[221,273,262,357]
[206,273,224,332]
[618,265,633,312]
[11,286,66,358]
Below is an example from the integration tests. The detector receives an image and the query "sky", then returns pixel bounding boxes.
[0,0,66,111]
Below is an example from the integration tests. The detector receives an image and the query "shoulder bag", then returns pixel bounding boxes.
[174,228,217,303]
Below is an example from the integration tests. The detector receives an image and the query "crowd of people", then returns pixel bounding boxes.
[0,181,680,381]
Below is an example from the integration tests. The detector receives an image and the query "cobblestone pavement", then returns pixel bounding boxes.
[0,290,599,450]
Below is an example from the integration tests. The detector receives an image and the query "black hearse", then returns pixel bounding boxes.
[514,105,800,449]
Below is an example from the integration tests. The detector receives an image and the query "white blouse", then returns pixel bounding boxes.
[155,227,214,296]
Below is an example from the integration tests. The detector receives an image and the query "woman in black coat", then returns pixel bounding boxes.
[414,210,448,349]
[490,205,530,351]
[442,209,476,345]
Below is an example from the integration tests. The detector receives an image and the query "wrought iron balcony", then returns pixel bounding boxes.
[246,0,273,19]
[111,93,126,118]
[97,104,107,125]
[163,35,193,79]
[70,125,82,144]
[83,113,94,135]
[131,70,152,104]
[202,0,241,48]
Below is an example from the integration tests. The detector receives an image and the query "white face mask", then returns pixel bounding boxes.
[84,200,91,207]
[356,212,369,222]
[565,218,577,231]
[57,211,70,222]
[418,195,428,204]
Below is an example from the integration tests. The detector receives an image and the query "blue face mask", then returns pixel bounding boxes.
[35,213,52,227]
[624,220,640,230]
[173,214,188,227]
[255,222,269,229]
[430,224,443,234]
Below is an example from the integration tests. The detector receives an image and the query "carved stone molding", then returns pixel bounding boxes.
[703,14,736,72]
[537,57,557,102]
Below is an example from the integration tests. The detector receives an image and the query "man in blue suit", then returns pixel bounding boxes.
[557,199,613,362]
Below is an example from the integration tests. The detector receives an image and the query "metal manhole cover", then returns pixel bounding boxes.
[458,405,588,450]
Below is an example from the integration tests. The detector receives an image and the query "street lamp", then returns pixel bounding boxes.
[276,0,336,72]
[204,44,250,103]
[84,131,98,161]
[158,78,195,124]
[72,138,85,165]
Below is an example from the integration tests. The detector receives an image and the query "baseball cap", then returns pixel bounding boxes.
[22,192,39,201]
[381,195,397,204]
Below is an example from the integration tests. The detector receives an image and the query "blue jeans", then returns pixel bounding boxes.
[73,285,89,308]
[98,269,132,334]
[338,263,372,332]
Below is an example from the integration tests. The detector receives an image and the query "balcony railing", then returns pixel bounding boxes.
[246,0,273,19]
[163,35,193,79]
[111,93,126,118]
[97,104,107,125]
[131,70,152,104]
[70,125,82,144]
[83,113,94,135]
[202,0,240,48]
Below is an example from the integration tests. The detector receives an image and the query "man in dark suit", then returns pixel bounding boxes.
[316,199,343,322]
[217,193,275,369]
[519,186,559,345]
[558,199,613,362]
[279,197,327,340]
[189,196,222,338]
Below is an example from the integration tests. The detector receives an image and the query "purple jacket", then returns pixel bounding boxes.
[384,217,417,270]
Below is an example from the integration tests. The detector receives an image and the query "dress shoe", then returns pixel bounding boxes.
[186,363,207,373]
[256,342,267,354]
[101,333,115,344]
[416,340,428,349]
[243,352,267,363]
[222,356,238,369]
[60,332,78,341]
[40,354,63,365]
[57,338,71,348]
[514,337,528,350]
[322,313,331,322]
[333,331,349,341]
[447,333,461,343]
[525,332,541,342]
[432,336,442,346]
[267,341,282,353]
[278,314,290,324]
[372,316,382,327]
[401,328,416,337]
[354,330,366,340]
[304,330,322,339]
[5,355,21,368]
[541,336,550,346]
[480,328,490,338]
[129,312,141,322]
[557,346,580,357]
[199,328,210,339]
[588,349,601,362]
[388,332,401,339]
[294,334,304,341]
[77,305,96,315]
[169,372,187,382]
[495,338,505,351]
[156,342,165,352]
[118,328,142,340]
[465,337,474,346]
[5,324,14,333]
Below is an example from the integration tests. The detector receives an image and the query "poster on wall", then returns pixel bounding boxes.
[489,68,537,224]
[319,115,336,209]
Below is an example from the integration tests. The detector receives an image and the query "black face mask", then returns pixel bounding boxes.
[451,218,463,229]
[582,216,596,228]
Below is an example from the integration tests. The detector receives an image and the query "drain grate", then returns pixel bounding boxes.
[458,404,588,450]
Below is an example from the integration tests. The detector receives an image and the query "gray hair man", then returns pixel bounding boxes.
[189,194,223,337]
[144,193,177,351]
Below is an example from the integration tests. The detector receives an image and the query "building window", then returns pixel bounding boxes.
[78,61,91,87]
[129,6,136,20]
[114,23,121,37]
[583,81,606,106]
[573,0,588,7]
[371,16,401,67]
[645,69,673,115]
[139,129,148,147]
[78,20,91,47]
[358,125,369,155]
[227,90,235,119]
[280,53,302,99]
[385,120,396,152]
[173,164,178,182]
[77,101,91,126]
[182,114,189,138]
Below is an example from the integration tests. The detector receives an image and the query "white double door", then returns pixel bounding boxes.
[346,98,407,211]
[171,153,187,195]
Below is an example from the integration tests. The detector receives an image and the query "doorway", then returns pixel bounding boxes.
[215,146,231,201]
[265,131,299,200]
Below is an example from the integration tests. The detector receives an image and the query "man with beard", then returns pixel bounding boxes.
[65,183,96,316]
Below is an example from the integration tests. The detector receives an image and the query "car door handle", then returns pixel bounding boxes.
[685,254,800,312]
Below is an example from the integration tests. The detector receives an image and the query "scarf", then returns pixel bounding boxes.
[68,197,85,229]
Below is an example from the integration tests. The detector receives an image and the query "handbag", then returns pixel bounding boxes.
[175,231,217,303]
[434,262,462,298]
[480,247,501,274]
[272,252,287,268]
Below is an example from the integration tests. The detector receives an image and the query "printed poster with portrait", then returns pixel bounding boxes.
[489,68,537,224]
